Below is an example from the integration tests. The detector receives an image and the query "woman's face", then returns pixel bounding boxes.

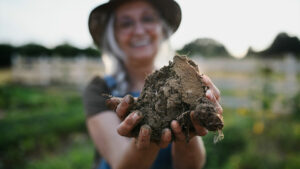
[114,1,163,63]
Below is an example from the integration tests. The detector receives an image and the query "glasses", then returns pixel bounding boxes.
[115,13,160,34]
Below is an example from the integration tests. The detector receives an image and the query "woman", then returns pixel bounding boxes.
[83,0,223,169]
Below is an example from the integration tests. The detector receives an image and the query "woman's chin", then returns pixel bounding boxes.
[130,53,155,61]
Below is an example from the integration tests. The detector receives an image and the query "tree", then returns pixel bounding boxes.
[0,44,15,67]
[262,32,300,56]
[177,38,231,58]
[17,43,51,57]
[246,32,300,58]
[81,47,101,57]
[52,43,81,57]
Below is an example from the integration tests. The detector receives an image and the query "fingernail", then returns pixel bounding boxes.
[206,89,211,97]
[125,95,132,104]
[206,90,213,99]
[142,127,149,136]
[162,128,169,135]
[171,120,178,128]
[132,111,140,121]
[171,120,176,125]
[162,129,171,142]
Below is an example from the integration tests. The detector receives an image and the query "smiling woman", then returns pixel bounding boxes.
[83,0,223,169]
[114,2,162,62]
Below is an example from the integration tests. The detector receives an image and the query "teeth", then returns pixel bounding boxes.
[131,39,150,47]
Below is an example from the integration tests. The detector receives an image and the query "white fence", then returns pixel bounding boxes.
[194,55,299,93]
[193,55,299,111]
[12,55,104,87]
[12,55,299,111]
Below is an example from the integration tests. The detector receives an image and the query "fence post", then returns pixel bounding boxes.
[284,53,297,95]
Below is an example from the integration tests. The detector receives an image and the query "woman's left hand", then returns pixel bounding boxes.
[171,74,223,142]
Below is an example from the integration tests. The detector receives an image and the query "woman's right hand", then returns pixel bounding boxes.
[107,95,172,150]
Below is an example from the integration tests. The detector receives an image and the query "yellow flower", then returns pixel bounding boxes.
[237,108,248,116]
[253,121,264,135]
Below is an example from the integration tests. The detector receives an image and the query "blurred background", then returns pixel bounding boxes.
[0,0,299,169]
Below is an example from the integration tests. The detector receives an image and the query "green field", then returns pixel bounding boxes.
[0,78,299,169]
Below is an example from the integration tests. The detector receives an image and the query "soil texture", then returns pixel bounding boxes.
[107,55,224,143]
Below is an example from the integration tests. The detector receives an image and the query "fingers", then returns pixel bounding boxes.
[202,75,221,101]
[115,95,134,120]
[190,111,208,136]
[117,111,143,137]
[206,90,223,115]
[136,126,171,150]
[215,101,223,115]
[171,120,185,142]
[206,89,216,101]
[158,128,172,148]
[136,125,151,149]
[203,75,223,115]
[105,97,122,111]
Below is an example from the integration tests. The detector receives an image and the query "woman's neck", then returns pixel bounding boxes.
[125,60,154,92]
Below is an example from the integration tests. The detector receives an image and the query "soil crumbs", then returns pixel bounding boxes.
[110,55,224,143]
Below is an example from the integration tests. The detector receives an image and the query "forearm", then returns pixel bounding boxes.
[114,139,160,169]
[172,136,206,169]
[88,113,160,169]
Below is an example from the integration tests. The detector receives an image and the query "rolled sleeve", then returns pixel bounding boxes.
[83,76,111,117]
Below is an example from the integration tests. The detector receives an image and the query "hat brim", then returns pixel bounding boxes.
[88,0,181,48]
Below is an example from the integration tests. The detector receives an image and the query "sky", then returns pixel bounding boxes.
[0,0,299,58]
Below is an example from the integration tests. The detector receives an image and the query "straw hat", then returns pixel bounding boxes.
[88,0,182,48]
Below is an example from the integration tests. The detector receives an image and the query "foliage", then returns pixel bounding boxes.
[17,43,51,57]
[203,107,300,169]
[177,38,231,58]
[0,85,87,169]
[52,44,82,57]
[259,66,276,110]
[290,90,300,119]
[246,32,300,58]
[25,136,93,169]
[51,44,100,57]
[261,32,300,56]
[0,44,15,67]
[81,47,101,57]
[0,84,299,169]
[0,43,101,67]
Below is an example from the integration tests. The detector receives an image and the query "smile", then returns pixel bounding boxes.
[131,38,151,48]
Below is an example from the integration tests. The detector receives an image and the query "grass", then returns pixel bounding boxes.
[0,84,90,169]
[0,68,11,85]
[0,72,299,169]
[25,134,94,169]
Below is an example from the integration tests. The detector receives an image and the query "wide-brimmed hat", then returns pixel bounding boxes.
[88,0,182,48]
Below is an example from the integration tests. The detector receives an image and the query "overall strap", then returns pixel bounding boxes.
[103,76,117,90]
[103,75,140,97]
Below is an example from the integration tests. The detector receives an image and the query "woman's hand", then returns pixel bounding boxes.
[108,95,172,149]
[171,75,223,142]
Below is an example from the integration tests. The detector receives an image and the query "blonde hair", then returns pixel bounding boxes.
[101,15,174,96]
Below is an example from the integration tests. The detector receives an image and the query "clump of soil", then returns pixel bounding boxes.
[108,55,224,143]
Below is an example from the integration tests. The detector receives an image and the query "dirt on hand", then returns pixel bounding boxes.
[107,55,224,143]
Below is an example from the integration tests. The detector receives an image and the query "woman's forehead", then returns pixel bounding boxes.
[115,1,158,18]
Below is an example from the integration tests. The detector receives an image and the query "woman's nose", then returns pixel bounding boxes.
[133,22,146,35]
